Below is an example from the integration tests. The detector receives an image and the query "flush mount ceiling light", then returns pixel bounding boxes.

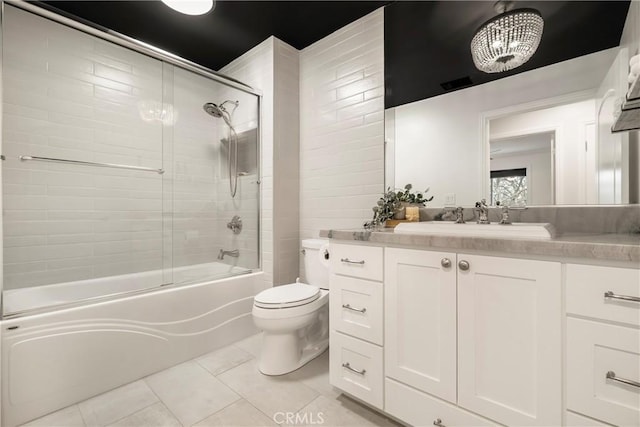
[471,1,544,73]
[161,0,215,16]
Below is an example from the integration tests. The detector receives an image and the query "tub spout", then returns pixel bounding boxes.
[218,249,240,260]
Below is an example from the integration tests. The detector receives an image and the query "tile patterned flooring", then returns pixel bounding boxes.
[22,334,401,427]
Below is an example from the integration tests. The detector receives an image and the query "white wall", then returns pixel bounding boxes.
[392,48,619,207]
[490,100,596,204]
[221,37,300,288]
[299,8,385,242]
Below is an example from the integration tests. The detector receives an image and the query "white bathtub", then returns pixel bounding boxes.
[3,262,251,316]
[1,267,264,427]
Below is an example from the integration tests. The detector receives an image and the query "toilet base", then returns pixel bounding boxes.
[259,334,329,376]
[257,301,330,376]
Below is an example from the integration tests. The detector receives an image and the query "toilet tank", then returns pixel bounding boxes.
[302,239,329,289]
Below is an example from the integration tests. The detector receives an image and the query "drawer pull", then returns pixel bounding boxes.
[342,303,367,313]
[604,291,640,303]
[433,418,446,427]
[340,258,365,265]
[606,371,640,388]
[342,362,366,375]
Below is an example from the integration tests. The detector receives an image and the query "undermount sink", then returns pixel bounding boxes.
[394,221,555,240]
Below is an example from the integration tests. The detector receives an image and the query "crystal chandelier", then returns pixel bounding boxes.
[471,1,544,73]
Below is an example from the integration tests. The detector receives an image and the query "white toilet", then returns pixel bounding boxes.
[252,238,330,375]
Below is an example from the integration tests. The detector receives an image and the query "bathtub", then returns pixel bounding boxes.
[1,266,264,427]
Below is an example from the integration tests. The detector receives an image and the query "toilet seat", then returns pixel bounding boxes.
[254,283,320,309]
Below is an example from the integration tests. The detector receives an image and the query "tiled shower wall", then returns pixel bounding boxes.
[2,7,164,289]
[221,37,301,288]
[2,6,260,290]
[299,8,385,242]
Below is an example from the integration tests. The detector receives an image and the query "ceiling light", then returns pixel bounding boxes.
[471,1,544,74]
[161,0,215,16]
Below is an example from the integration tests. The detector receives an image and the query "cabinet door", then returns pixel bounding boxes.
[457,254,561,426]
[385,247,457,403]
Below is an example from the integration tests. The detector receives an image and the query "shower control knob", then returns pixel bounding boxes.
[441,258,451,268]
[458,260,470,271]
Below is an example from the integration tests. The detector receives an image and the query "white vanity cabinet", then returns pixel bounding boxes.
[384,248,562,427]
[329,243,384,409]
[457,254,562,426]
[565,264,640,427]
[328,239,638,427]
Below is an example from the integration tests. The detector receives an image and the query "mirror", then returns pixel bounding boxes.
[385,47,640,206]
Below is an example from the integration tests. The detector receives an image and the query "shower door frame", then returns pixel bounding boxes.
[0,0,263,317]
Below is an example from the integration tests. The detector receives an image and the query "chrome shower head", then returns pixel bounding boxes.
[203,102,223,118]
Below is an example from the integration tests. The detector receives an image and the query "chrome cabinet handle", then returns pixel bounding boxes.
[441,258,451,268]
[606,371,640,388]
[342,304,366,313]
[604,291,640,303]
[340,258,365,265]
[458,260,470,271]
[342,362,366,375]
[433,418,446,427]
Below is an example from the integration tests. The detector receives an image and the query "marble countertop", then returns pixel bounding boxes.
[320,228,640,264]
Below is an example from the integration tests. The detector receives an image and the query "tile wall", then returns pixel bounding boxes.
[299,8,385,245]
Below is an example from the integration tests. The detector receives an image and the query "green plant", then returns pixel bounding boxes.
[363,184,434,230]
[395,183,433,205]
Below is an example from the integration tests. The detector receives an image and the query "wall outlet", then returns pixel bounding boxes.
[444,193,456,205]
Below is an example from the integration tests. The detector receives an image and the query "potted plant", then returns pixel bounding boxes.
[364,184,433,229]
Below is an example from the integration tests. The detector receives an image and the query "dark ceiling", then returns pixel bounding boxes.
[39,1,630,109]
[385,1,631,107]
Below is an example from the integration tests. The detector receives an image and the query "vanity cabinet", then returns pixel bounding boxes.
[565,264,640,427]
[329,243,384,409]
[328,240,638,427]
[385,248,561,427]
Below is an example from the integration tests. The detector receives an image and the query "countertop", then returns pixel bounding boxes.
[320,228,640,264]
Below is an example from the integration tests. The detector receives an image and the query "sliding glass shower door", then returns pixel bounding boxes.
[0,4,260,317]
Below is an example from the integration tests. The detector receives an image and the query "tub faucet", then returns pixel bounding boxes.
[218,249,239,260]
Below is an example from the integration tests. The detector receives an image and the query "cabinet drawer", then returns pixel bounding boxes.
[385,378,497,427]
[330,274,383,345]
[567,317,640,427]
[330,331,383,410]
[329,243,383,281]
[566,264,640,327]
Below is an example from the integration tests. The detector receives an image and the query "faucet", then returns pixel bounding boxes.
[474,199,490,224]
[218,249,239,260]
[499,205,512,225]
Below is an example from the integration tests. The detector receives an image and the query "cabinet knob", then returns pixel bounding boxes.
[441,258,451,268]
[433,418,446,427]
[458,260,470,271]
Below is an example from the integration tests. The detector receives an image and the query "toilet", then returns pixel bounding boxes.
[252,238,330,375]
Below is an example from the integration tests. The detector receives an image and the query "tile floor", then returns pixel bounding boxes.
[22,334,401,427]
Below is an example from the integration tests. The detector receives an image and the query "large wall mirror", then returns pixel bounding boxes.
[385,47,640,207]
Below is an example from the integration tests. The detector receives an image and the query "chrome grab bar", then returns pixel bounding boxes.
[340,258,365,265]
[606,371,640,388]
[342,304,366,314]
[342,362,366,376]
[604,291,640,303]
[19,155,165,174]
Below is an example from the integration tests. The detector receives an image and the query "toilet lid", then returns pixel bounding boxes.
[254,283,320,309]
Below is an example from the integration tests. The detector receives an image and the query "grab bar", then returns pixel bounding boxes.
[19,155,165,174]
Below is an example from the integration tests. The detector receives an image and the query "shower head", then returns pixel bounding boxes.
[203,102,224,118]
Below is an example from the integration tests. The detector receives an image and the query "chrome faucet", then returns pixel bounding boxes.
[218,249,239,260]
[499,205,512,225]
[475,199,490,224]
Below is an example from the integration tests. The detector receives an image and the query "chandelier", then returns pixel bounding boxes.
[470,1,544,73]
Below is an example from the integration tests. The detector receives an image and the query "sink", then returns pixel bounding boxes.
[394,221,555,240]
